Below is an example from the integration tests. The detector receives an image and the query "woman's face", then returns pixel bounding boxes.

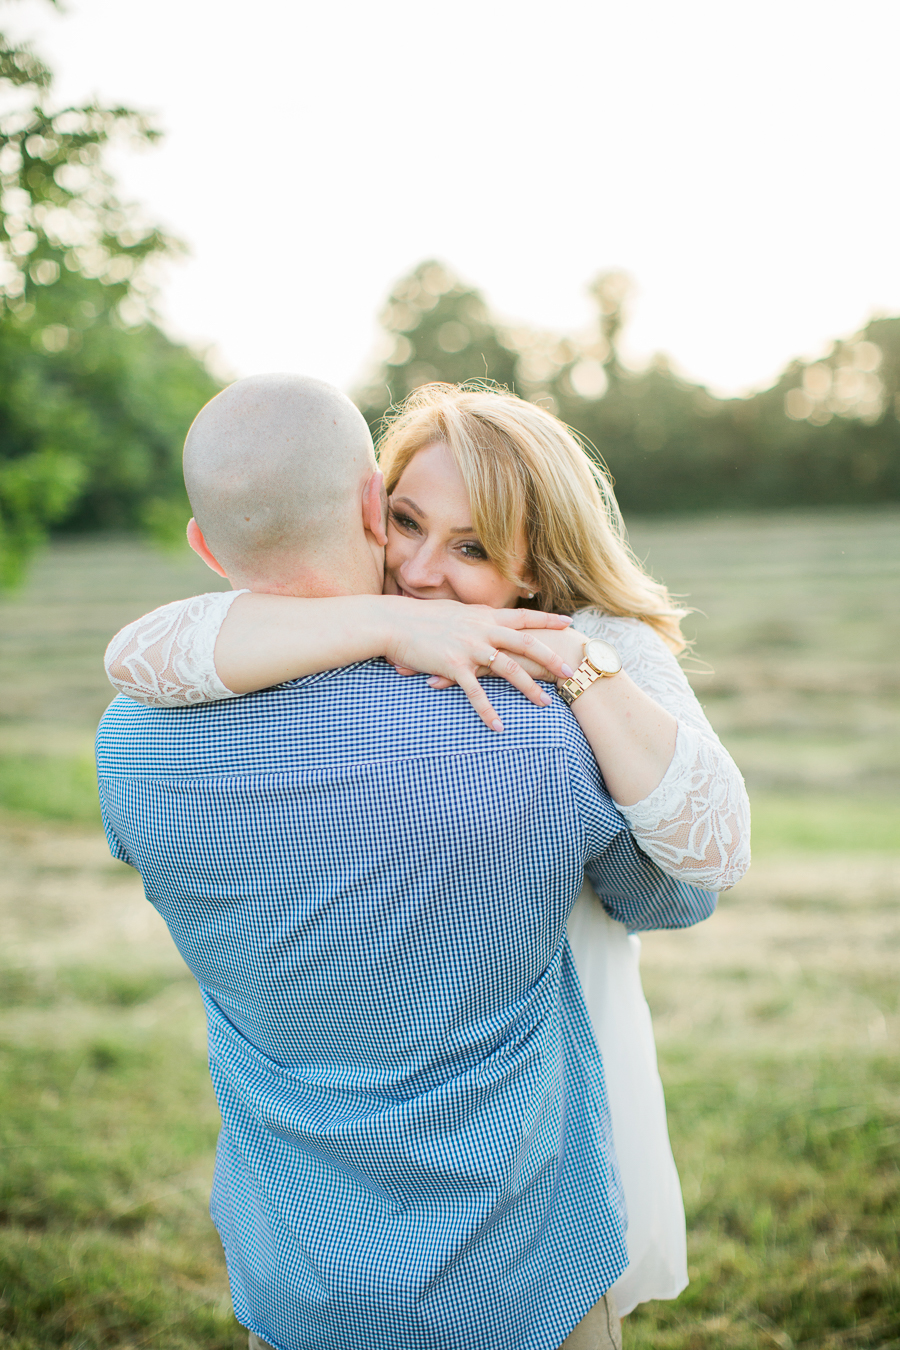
[383,441,531,608]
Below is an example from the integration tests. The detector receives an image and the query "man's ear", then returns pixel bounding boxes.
[186,518,228,578]
[362,470,388,548]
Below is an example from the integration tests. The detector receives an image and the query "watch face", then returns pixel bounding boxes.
[584,639,622,675]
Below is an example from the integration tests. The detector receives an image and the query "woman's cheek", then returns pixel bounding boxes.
[383,533,407,595]
[384,528,402,570]
[448,569,502,608]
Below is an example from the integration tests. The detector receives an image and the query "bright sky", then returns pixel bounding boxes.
[7,0,900,396]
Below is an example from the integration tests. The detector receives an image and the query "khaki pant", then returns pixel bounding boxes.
[248,1291,622,1350]
[559,1292,623,1349]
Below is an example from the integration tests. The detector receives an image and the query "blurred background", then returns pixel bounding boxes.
[0,1,897,1347]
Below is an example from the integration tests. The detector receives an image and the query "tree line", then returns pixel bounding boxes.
[1,4,897,588]
[355,262,900,517]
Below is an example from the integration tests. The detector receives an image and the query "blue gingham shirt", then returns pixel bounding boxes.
[96,661,715,1350]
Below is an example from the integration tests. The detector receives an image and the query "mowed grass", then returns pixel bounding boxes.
[628,1052,900,1350]
[0,755,100,824]
[748,794,900,854]
[2,1019,895,1350]
[1,964,896,1349]
[0,514,898,1348]
[0,983,242,1349]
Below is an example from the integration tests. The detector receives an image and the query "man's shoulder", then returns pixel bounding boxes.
[95,661,591,780]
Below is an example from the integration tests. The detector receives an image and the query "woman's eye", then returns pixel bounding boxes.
[390,510,420,534]
[459,541,488,561]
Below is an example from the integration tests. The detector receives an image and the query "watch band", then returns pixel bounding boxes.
[558,664,613,705]
[558,638,622,705]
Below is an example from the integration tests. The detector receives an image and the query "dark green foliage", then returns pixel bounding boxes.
[358,263,900,515]
[0,270,220,549]
[0,3,221,586]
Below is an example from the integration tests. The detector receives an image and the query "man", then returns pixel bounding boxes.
[96,375,715,1350]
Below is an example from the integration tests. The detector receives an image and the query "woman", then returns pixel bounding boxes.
[106,382,750,1315]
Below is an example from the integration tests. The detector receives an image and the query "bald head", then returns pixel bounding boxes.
[184,374,379,591]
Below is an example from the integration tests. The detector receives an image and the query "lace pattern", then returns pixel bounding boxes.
[573,610,751,890]
[104,590,246,706]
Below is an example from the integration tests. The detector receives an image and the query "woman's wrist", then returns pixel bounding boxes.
[551,630,589,686]
[349,594,409,659]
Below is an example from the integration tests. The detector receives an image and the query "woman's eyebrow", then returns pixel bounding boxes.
[393,495,475,535]
[393,495,423,516]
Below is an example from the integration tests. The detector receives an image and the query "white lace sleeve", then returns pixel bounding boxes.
[573,609,751,891]
[104,590,249,706]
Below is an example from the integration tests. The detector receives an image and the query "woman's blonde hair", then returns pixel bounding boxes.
[376,383,688,653]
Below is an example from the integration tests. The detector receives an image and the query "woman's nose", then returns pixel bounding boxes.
[401,539,445,589]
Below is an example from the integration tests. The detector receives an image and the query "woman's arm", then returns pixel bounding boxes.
[532,624,679,806]
[104,590,245,707]
[105,591,575,730]
[564,612,751,890]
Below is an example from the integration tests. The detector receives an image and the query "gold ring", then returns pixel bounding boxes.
[487,648,500,665]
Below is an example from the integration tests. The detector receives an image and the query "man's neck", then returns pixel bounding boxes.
[228,564,380,600]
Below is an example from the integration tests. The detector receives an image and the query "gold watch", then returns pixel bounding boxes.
[558,638,622,705]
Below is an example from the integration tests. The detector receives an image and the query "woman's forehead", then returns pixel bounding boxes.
[394,443,471,519]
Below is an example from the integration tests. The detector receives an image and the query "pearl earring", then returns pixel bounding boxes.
[526,591,535,599]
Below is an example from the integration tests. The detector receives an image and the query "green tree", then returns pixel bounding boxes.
[549,274,751,512]
[547,274,900,513]
[355,261,519,431]
[0,0,221,585]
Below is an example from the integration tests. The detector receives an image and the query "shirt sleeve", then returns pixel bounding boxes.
[572,609,751,891]
[104,590,248,706]
[584,827,717,931]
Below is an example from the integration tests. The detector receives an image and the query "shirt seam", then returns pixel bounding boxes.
[95,742,576,783]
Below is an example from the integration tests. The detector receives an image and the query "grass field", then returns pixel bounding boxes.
[0,510,898,1349]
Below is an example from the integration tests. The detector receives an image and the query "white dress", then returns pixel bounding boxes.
[104,596,751,1315]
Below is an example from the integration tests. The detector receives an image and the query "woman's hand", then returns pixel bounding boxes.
[382,600,575,731]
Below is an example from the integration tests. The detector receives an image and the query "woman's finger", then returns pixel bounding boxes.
[485,651,554,709]
[427,656,553,723]
[492,609,571,629]
[426,641,566,705]
[500,655,550,680]
[452,669,504,732]
[490,630,575,682]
